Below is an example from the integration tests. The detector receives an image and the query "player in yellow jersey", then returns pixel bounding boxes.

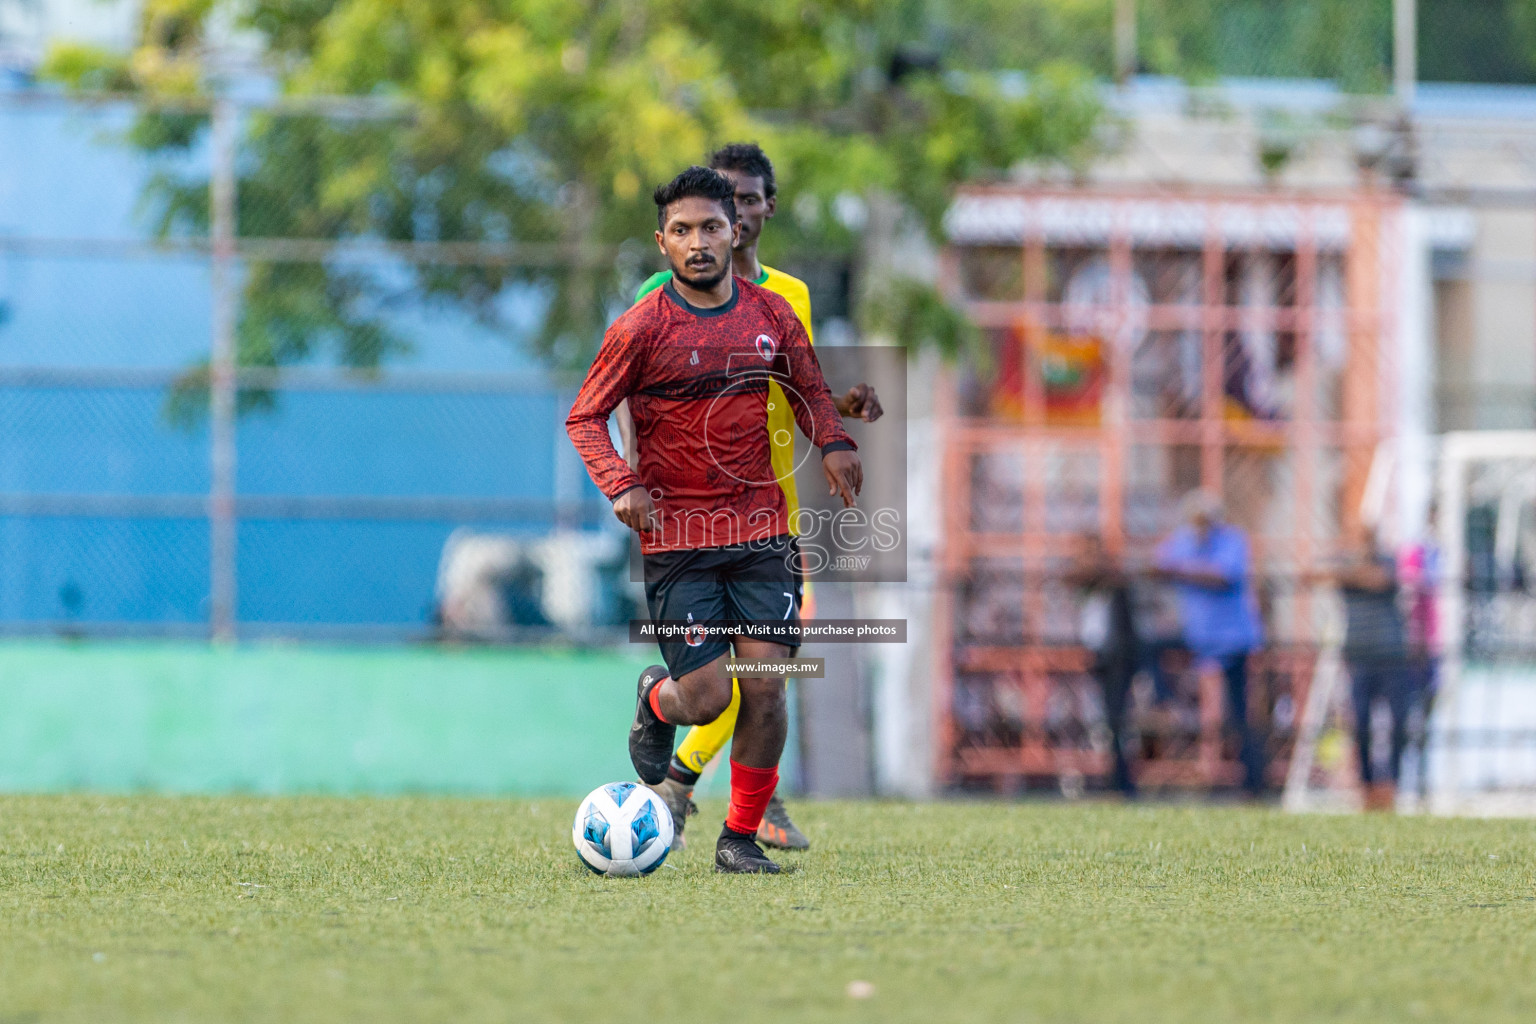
[616,143,881,851]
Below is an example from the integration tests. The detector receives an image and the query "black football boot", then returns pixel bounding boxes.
[629,664,676,786]
[714,825,782,874]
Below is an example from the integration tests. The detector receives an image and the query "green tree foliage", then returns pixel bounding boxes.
[1423,0,1536,85]
[1135,0,1391,90]
[43,0,1101,384]
[938,0,1117,78]
[938,0,1394,89]
[910,0,1536,90]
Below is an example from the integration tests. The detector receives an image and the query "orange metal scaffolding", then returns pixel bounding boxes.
[935,184,1401,793]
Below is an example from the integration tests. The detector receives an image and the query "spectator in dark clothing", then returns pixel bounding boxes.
[1066,534,1140,796]
[1336,530,1415,810]
[1136,588,1188,706]
[1153,490,1267,795]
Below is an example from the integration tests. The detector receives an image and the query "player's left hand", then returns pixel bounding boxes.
[822,449,863,508]
[835,383,883,422]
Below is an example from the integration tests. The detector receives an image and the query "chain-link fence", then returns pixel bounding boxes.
[0,92,619,640]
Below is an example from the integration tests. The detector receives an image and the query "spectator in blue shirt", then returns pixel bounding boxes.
[1153,490,1266,795]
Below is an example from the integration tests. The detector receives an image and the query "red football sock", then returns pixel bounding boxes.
[647,678,671,723]
[724,760,779,835]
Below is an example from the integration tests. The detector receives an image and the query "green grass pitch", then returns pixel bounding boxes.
[2,795,1534,1023]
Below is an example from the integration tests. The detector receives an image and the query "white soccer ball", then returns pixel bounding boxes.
[572,781,675,877]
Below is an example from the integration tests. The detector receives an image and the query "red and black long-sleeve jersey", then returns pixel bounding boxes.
[565,277,855,554]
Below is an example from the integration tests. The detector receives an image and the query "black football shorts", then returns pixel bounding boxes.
[643,534,802,679]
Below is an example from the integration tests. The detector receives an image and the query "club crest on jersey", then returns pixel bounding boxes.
[755,334,777,361]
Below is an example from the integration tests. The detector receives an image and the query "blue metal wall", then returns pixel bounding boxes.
[0,94,604,633]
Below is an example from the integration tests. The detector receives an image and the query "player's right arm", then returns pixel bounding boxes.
[611,272,672,471]
[611,270,678,469]
[614,400,639,470]
[565,314,655,530]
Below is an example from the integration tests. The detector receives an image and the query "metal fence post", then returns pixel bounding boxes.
[1394,0,1417,109]
[1114,0,1137,87]
[209,98,238,641]
[554,386,580,530]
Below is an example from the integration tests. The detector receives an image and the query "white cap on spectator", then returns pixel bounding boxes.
[1179,488,1224,526]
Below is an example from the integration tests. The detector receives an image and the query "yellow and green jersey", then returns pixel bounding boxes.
[634,266,815,532]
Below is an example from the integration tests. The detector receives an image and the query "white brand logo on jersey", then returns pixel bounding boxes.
[755,334,777,360]
[690,350,699,365]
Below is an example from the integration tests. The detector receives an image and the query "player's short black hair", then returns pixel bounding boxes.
[653,166,737,230]
[709,142,776,198]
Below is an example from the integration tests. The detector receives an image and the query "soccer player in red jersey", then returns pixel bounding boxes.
[566,166,862,873]
[628,144,882,853]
